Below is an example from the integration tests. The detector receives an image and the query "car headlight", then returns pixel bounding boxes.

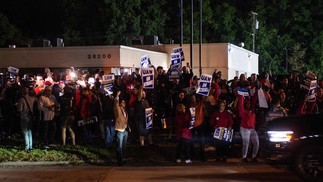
[267,131,293,142]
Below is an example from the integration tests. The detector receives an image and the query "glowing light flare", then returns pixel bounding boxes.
[268,131,293,142]
[69,72,76,79]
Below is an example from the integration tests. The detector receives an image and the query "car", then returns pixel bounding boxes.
[265,112,323,181]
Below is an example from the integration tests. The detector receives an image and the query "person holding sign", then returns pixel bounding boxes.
[175,103,192,164]
[209,100,233,162]
[237,95,259,163]
[180,63,193,88]
[133,84,154,146]
[114,91,130,166]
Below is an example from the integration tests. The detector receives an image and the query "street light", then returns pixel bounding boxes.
[252,11,259,52]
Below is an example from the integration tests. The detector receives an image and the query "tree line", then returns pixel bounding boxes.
[0,0,323,78]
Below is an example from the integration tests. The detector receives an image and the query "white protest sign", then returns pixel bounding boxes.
[8,66,19,74]
[189,107,196,129]
[196,74,212,96]
[140,55,150,68]
[141,68,154,89]
[173,47,185,61]
[171,53,181,69]
[145,108,153,129]
[101,74,115,85]
[307,80,317,102]
[213,127,234,142]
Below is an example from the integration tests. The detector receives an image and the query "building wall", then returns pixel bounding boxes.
[0,44,258,80]
[0,46,168,75]
[228,44,259,79]
[0,46,122,68]
[137,43,258,80]
[119,46,168,68]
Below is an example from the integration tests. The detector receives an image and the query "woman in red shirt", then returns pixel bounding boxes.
[210,100,233,162]
[237,95,259,162]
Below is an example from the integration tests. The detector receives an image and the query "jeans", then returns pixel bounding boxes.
[240,127,259,158]
[104,119,115,147]
[116,130,128,164]
[23,129,33,150]
[21,118,33,150]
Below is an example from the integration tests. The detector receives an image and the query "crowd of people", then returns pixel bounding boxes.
[0,65,322,165]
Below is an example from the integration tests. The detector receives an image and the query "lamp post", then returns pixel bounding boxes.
[199,0,202,77]
[180,0,183,47]
[252,12,258,52]
[190,0,193,68]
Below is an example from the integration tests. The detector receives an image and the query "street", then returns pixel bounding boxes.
[0,161,302,182]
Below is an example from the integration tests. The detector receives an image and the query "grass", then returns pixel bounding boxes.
[0,133,178,165]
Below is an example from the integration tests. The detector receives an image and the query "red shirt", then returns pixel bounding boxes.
[210,111,233,129]
[175,111,192,140]
[238,96,256,129]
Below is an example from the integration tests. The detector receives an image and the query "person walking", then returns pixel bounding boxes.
[114,91,130,166]
[17,86,37,152]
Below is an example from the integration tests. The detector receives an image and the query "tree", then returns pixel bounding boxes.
[288,43,307,73]
[103,0,141,45]
[0,13,24,47]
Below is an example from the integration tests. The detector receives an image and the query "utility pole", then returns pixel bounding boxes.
[190,0,193,68]
[180,0,183,47]
[252,12,258,53]
[199,0,202,77]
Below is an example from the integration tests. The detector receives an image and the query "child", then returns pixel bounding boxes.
[175,103,192,164]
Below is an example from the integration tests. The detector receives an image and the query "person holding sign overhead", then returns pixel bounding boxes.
[236,95,259,163]
[114,91,130,166]
[180,63,193,88]
[209,100,233,162]
[133,84,154,146]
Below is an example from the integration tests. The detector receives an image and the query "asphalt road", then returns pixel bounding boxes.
[0,161,302,182]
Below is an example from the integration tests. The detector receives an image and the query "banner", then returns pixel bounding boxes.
[101,74,115,85]
[196,74,212,96]
[8,66,19,74]
[168,69,181,82]
[213,127,234,142]
[145,108,153,129]
[140,55,150,68]
[141,68,154,89]
[170,53,181,69]
[78,116,98,127]
[104,84,114,95]
[173,47,185,61]
[236,88,250,97]
[189,107,196,129]
[301,71,317,102]
[307,80,317,102]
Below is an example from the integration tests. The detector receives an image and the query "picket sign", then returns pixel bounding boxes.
[213,127,234,142]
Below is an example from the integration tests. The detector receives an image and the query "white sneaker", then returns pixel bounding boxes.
[176,159,181,163]
[185,159,192,164]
